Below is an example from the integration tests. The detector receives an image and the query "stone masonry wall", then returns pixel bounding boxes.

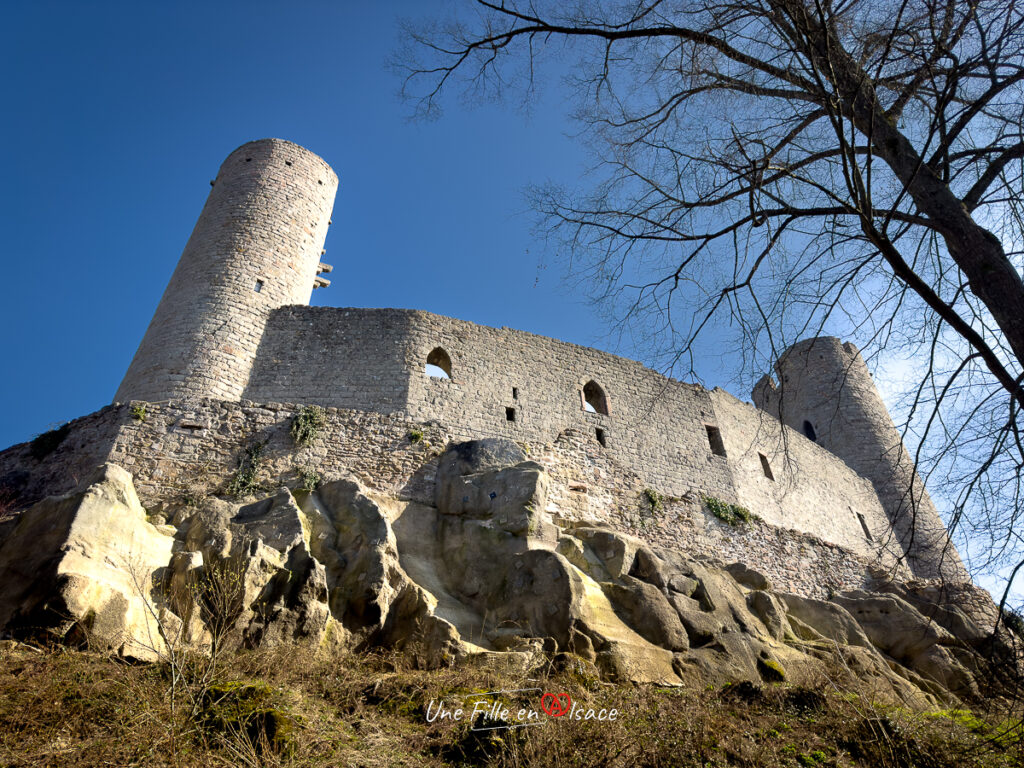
[399,310,737,502]
[243,307,411,414]
[242,306,902,558]
[0,407,125,508]
[0,399,895,599]
[533,428,906,599]
[250,307,738,500]
[106,399,443,509]
[709,389,894,562]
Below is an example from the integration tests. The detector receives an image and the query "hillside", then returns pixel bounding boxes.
[0,641,1020,767]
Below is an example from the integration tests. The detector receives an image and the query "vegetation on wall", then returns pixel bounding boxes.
[290,406,326,448]
[296,466,321,493]
[29,424,70,461]
[704,495,752,527]
[641,488,664,515]
[227,441,267,499]
[130,403,147,423]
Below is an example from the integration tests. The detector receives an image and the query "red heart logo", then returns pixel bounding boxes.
[540,692,572,717]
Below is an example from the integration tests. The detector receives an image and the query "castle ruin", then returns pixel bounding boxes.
[1,138,969,595]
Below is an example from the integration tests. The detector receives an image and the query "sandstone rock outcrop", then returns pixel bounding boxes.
[0,464,174,660]
[0,443,1017,707]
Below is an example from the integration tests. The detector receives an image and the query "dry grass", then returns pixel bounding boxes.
[0,642,1021,768]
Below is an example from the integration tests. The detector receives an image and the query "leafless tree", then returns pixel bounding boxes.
[399,1,1024,607]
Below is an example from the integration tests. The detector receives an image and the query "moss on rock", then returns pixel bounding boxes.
[757,657,786,682]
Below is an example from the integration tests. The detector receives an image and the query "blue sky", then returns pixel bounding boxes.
[0,0,976,465]
[1,1,633,447]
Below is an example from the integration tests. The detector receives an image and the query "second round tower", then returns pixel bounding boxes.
[753,337,968,581]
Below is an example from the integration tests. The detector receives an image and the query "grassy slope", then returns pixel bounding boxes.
[0,643,1021,768]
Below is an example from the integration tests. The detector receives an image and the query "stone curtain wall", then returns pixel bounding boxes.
[248,306,739,501]
[0,403,441,512]
[243,307,412,414]
[398,310,739,502]
[105,400,444,509]
[242,307,904,558]
[13,302,915,569]
[534,428,906,599]
[114,139,337,404]
[709,389,894,562]
[0,400,896,599]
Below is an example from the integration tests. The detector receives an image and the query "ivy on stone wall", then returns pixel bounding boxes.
[296,466,321,492]
[290,406,326,447]
[641,488,664,515]
[227,440,267,498]
[703,495,751,527]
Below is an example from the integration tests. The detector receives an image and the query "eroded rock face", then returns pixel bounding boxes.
[421,439,1014,701]
[302,478,461,665]
[0,444,1015,706]
[0,464,174,660]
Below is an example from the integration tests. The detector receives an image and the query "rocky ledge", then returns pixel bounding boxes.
[0,439,1018,707]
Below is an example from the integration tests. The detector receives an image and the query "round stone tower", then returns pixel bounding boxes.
[752,337,968,582]
[115,139,338,403]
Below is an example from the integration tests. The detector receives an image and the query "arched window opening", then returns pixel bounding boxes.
[583,380,609,415]
[802,420,817,442]
[425,347,452,379]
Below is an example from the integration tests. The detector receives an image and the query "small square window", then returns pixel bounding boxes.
[512,387,519,400]
[505,407,516,422]
[254,279,264,293]
[596,427,607,447]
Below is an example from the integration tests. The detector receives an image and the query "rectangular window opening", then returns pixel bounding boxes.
[512,387,519,400]
[505,407,516,422]
[759,453,775,481]
[856,511,874,542]
[596,427,607,447]
[705,425,727,457]
[254,279,264,293]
